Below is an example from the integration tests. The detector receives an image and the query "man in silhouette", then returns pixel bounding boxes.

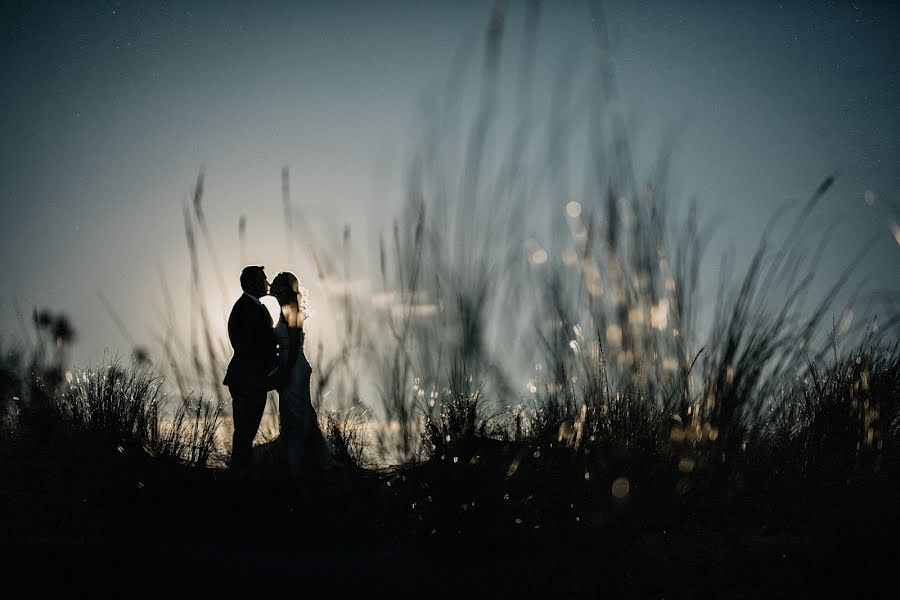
[224,265,277,475]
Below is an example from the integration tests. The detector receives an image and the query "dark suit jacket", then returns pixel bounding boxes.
[223,294,277,391]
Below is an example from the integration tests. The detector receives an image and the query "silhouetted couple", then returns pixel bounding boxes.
[223,265,333,483]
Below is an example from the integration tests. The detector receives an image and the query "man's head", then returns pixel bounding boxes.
[239,265,269,298]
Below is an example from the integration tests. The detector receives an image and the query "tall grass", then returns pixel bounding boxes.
[358,3,898,479]
[2,318,224,468]
[115,1,897,483]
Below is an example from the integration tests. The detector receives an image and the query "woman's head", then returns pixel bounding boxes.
[269,271,299,307]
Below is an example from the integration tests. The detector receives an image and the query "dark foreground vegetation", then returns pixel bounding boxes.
[2,324,898,597]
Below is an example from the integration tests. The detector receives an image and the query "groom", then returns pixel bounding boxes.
[224,265,277,474]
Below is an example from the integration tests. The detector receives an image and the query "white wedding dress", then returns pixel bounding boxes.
[273,314,334,480]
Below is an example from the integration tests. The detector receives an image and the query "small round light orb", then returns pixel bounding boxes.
[530,248,548,265]
[611,476,630,500]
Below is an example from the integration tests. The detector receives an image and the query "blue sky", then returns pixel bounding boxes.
[1,0,897,368]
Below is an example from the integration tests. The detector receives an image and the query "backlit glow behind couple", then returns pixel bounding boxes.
[223,265,334,481]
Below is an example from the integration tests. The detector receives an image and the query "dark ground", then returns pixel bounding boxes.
[4,527,892,598]
[3,438,897,599]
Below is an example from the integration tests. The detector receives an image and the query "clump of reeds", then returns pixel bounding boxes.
[2,311,225,468]
[323,405,372,470]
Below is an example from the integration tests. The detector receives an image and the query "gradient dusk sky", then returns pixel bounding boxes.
[1,0,898,368]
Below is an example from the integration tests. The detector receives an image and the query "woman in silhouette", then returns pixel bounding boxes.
[269,271,334,482]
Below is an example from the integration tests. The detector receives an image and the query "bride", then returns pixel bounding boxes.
[268,272,334,481]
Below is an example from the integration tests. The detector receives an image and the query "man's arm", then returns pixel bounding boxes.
[231,300,258,356]
[259,309,277,366]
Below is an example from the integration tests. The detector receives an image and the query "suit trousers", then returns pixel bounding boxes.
[229,385,268,471]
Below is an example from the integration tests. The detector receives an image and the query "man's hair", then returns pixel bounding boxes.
[239,265,266,293]
[270,272,299,307]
